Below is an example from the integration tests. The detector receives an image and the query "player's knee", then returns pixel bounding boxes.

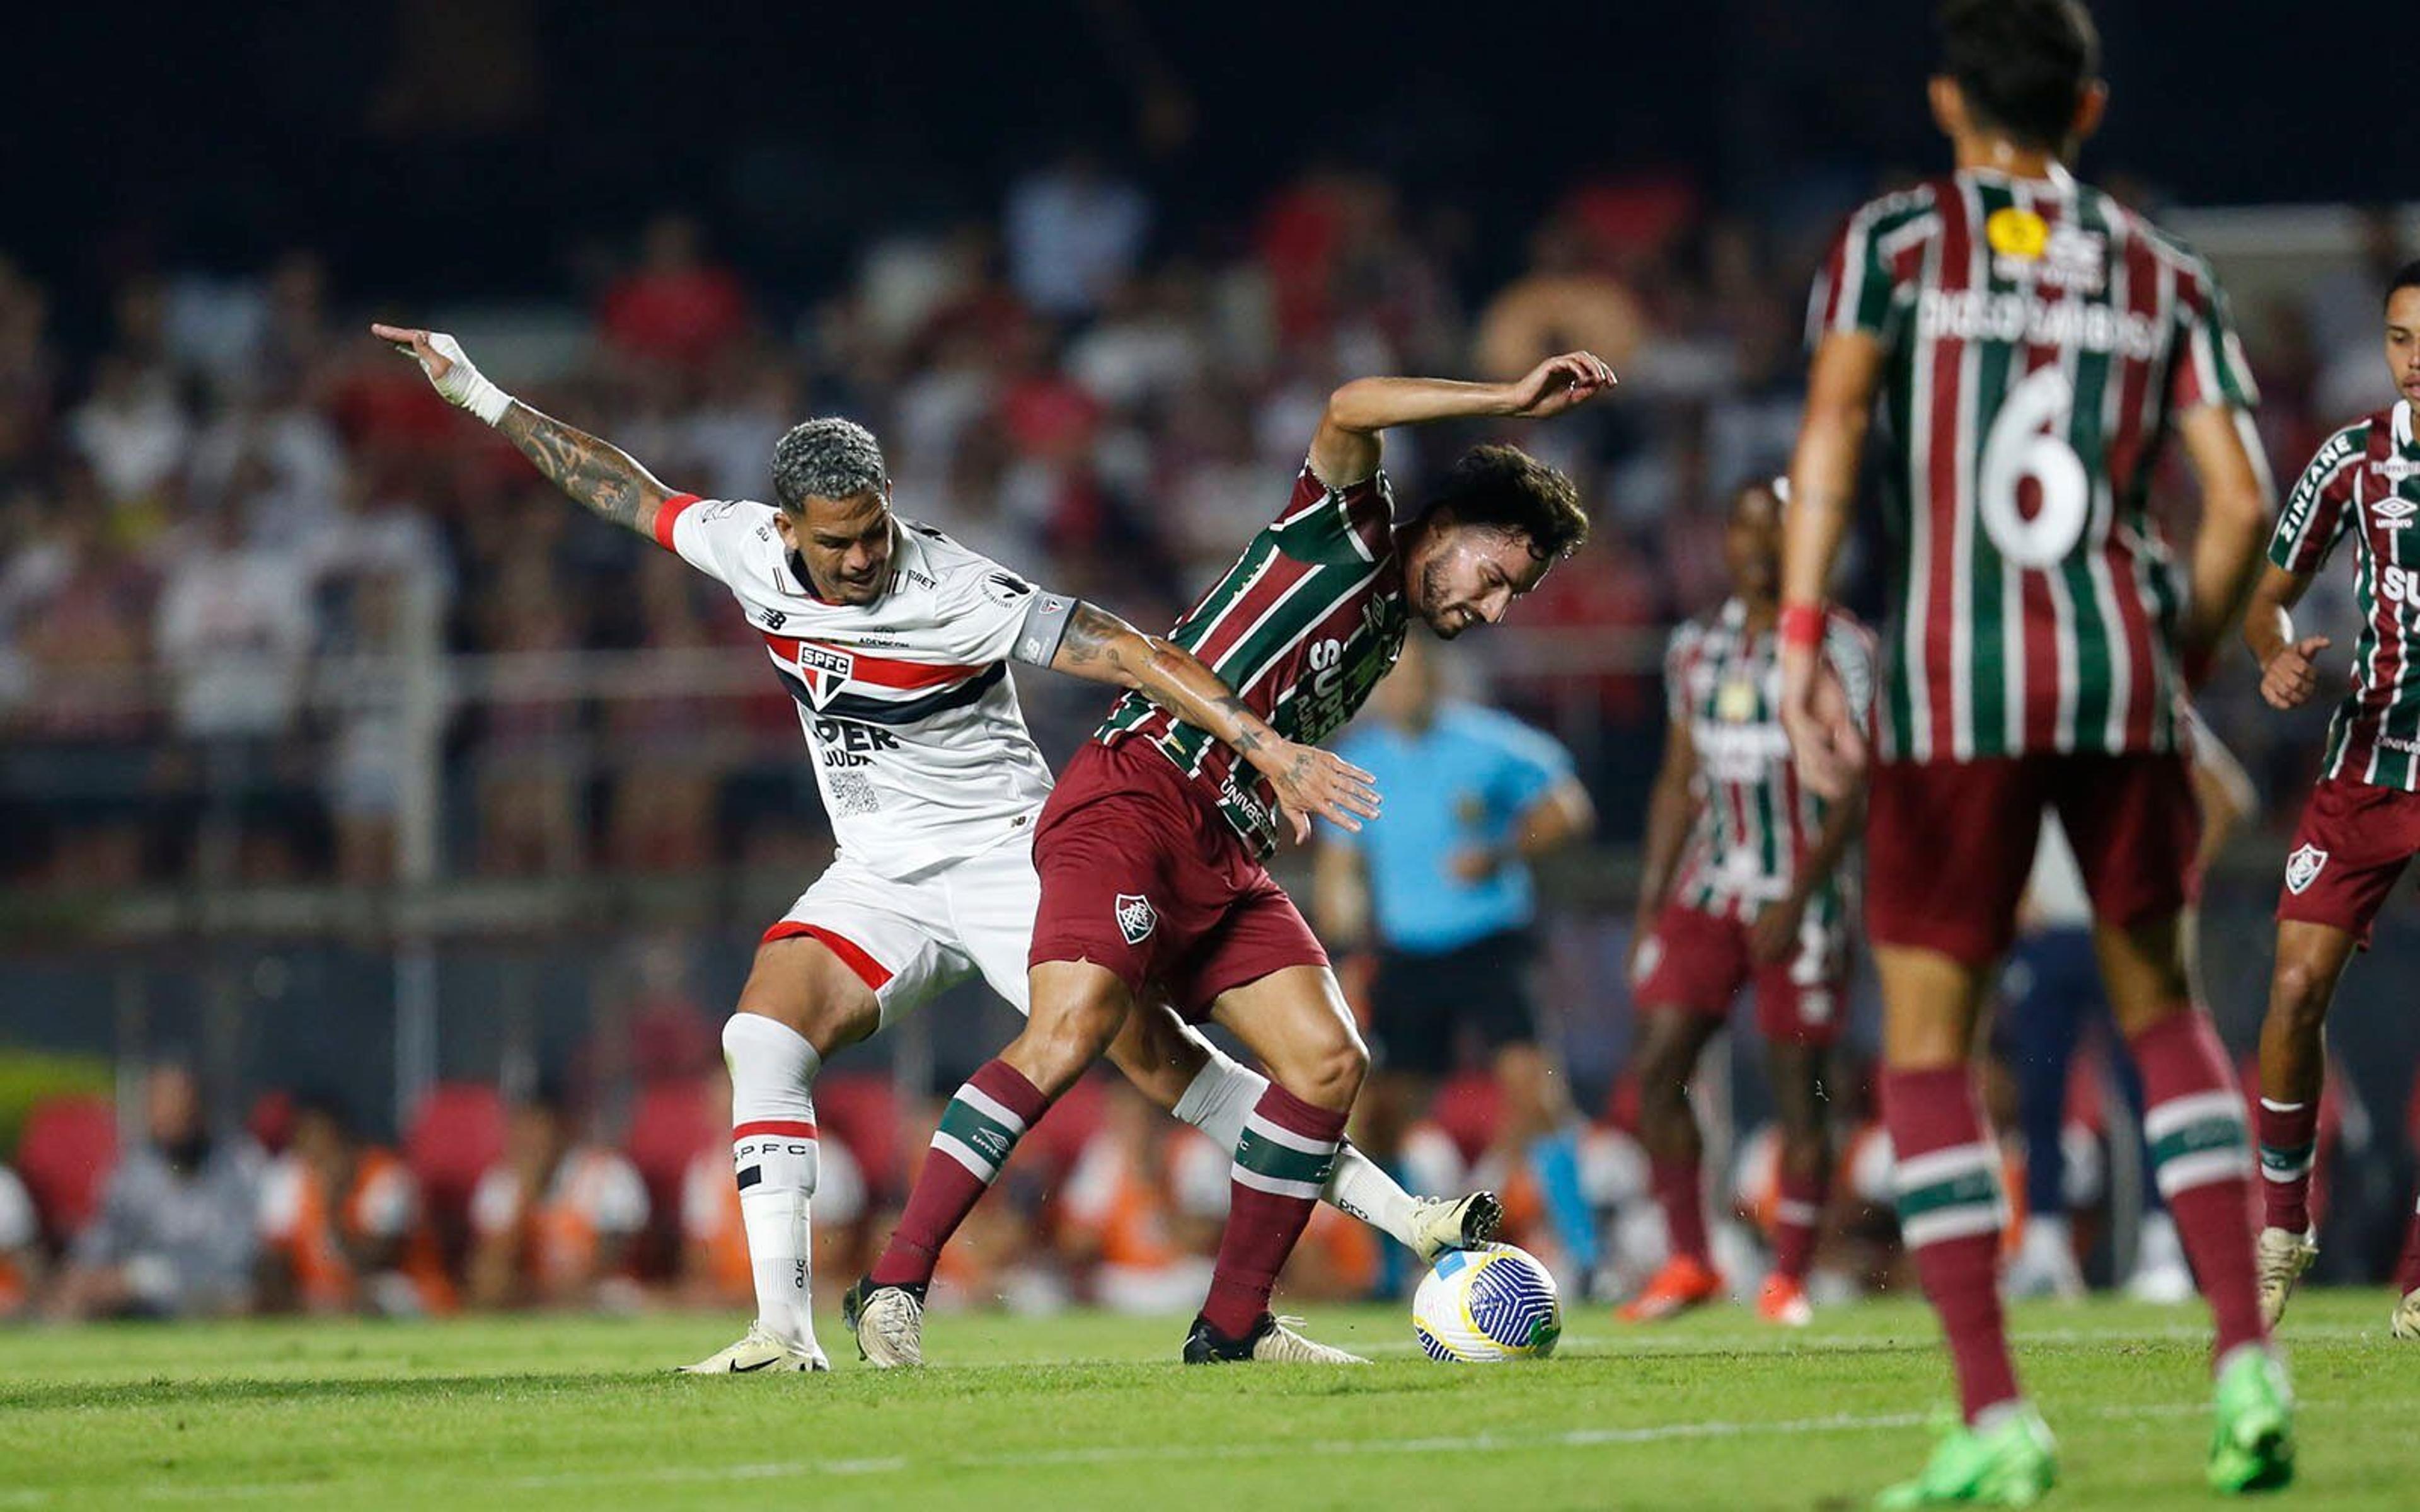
[2267,957,2336,1034]
[1287,1033,1368,1112]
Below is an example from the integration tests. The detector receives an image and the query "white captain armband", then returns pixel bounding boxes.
[1011,591,1078,667]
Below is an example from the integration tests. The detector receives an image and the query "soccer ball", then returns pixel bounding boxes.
[1412,1242,1562,1362]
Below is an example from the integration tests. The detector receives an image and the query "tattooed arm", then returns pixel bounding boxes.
[370,324,674,535]
[1049,600,1381,842]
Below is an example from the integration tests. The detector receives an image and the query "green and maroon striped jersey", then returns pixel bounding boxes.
[1809,165,2259,763]
[1098,462,1409,853]
[2268,401,2420,790]
[1665,599,1872,925]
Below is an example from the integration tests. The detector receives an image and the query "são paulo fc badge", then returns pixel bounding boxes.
[1114,893,1157,946]
[2285,844,2328,895]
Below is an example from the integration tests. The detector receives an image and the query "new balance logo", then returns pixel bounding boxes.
[1114,893,1157,946]
[2285,844,2327,895]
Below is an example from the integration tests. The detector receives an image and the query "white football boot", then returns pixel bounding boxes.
[677,1323,829,1374]
[844,1281,926,1368]
[2255,1227,2318,1328]
[1184,1312,1369,1364]
[2123,1211,2196,1305]
[1408,1191,1505,1264]
[2391,1288,2420,1341]
[2003,1216,2085,1302]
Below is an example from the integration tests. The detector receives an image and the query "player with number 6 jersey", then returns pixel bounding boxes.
[1775,3,2288,1502]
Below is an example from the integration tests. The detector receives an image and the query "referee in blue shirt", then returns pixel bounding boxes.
[1315,637,1597,1286]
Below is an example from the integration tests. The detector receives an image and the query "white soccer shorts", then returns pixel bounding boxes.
[762,834,1040,1026]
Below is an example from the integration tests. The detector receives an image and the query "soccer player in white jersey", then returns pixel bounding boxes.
[374,324,1500,1373]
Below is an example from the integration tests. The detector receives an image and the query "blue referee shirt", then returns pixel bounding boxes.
[1330,702,1574,954]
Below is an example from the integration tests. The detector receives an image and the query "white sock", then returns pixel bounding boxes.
[724,1012,822,1353]
[1170,1046,1422,1253]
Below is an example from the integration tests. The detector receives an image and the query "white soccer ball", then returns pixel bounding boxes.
[1412,1242,1562,1362]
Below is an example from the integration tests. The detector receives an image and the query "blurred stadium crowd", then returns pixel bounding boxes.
[1,149,2414,1320]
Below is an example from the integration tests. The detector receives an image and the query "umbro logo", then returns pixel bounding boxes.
[2371,495,2417,531]
[1114,893,1157,946]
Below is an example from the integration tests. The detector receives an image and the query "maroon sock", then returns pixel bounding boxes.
[869,1059,1049,1290]
[1651,1154,1710,1265]
[2256,1095,2320,1235]
[1884,1066,2021,1423]
[1201,1083,1346,1338]
[2129,1010,2266,1360]
[2397,1194,2420,1297]
[1772,1167,1824,1283]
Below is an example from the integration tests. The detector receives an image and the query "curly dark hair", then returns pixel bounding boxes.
[1412,444,1591,561]
[770,416,889,513]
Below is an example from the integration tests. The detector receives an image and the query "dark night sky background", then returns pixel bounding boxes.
[6,1,2405,330]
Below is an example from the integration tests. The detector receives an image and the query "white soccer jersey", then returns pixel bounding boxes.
[652,494,1075,881]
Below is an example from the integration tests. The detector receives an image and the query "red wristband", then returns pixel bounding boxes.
[1779,601,1826,653]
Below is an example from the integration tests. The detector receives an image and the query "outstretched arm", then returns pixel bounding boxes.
[2175,403,2275,678]
[1049,600,1380,843]
[370,324,675,536]
[1310,350,1616,488]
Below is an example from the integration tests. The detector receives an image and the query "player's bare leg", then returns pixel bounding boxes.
[1121,1003,1495,1266]
[851,961,1136,1366]
[1758,1039,1831,1327]
[2096,911,2293,1492]
[1180,965,1371,1363]
[2251,919,2354,1326]
[680,936,883,1375]
[1620,1008,1726,1322]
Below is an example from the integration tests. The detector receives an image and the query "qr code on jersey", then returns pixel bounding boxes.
[827,772,881,816]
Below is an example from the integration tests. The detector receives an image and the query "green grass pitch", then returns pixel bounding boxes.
[1,1291,2409,1509]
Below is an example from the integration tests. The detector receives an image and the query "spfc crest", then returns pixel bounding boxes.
[1114,893,1157,946]
[2285,844,2328,895]
[795,643,854,707]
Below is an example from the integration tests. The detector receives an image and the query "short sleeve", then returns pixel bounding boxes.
[923,558,1078,667]
[1273,461,1396,565]
[1823,610,1879,728]
[1807,193,1928,348]
[1475,710,1573,814]
[654,496,775,585]
[2168,256,2261,415]
[2269,425,2365,575]
[1662,622,1700,724]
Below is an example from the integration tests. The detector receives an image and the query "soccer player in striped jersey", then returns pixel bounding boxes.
[1625,479,1871,1330]
[851,352,1611,1367]
[2242,260,2420,1344]
[374,325,1497,1375]
[1774,3,2291,1501]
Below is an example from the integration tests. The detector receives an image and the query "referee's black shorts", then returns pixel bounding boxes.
[1366,927,1539,1079]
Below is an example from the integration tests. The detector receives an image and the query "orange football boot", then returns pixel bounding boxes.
[1616,1254,1722,1322]
[1754,1273,1812,1327]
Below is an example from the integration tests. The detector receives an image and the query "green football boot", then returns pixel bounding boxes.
[1876,1404,2057,1508]
[2207,1347,2295,1494]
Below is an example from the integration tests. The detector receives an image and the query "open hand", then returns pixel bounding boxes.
[1503,351,1618,419]
[2259,635,2331,710]
[1261,742,1381,845]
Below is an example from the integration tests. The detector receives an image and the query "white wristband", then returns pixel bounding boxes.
[422,331,514,427]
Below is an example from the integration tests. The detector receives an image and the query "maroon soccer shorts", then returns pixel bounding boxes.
[1865,752,2198,966]
[1028,739,1328,1020]
[2276,776,2420,948]
[1632,900,1850,1045]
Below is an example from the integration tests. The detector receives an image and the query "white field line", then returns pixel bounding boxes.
[50,1397,2343,1503]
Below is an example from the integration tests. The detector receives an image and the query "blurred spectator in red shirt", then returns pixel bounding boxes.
[599,214,751,371]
